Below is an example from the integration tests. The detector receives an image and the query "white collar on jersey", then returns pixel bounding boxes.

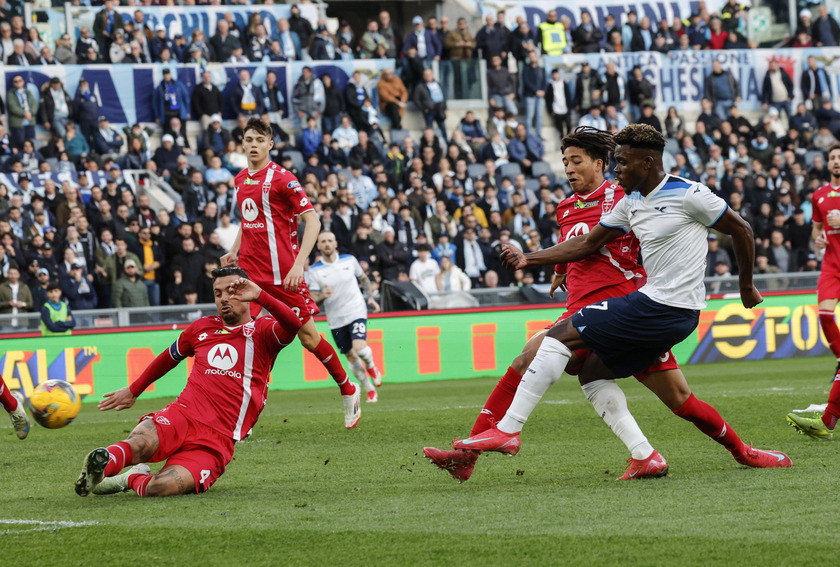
[247,161,272,177]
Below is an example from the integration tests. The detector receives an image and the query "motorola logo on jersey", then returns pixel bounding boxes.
[208,343,238,370]
[242,198,259,222]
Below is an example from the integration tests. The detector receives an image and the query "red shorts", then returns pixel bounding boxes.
[818,271,840,303]
[541,283,680,380]
[250,280,320,321]
[141,402,235,493]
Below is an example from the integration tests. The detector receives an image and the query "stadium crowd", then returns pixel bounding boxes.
[0,0,832,323]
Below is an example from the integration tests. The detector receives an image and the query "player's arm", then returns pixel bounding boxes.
[221,225,242,267]
[228,277,302,342]
[712,208,762,308]
[309,285,331,305]
[98,338,189,411]
[285,209,320,291]
[358,273,380,311]
[501,224,623,271]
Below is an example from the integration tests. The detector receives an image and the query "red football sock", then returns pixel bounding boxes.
[0,374,18,412]
[471,367,523,436]
[822,378,840,430]
[104,442,134,477]
[128,472,153,497]
[673,393,743,453]
[819,311,840,359]
[312,338,354,395]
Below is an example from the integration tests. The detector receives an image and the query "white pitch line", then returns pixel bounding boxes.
[0,519,99,534]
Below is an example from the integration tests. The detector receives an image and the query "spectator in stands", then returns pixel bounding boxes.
[7,74,37,149]
[377,10,401,58]
[343,70,369,133]
[39,282,74,335]
[199,114,231,166]
[72,79,100,147]
[522,50,546,137]
[409,243,439,293]
[705,17,727,50]
[150,24,175,62]
[231,69,264,119]
[112,259,149,308]
[578,105,607,131]
[8,38,34,65]
[107,31,129,64]
[574,62,603,117]
[487,54,517,117]
[54,33,76,65]
[0,22,12,64]
[801,56,831,110]
[62,262,97,311]
[93,116,123,161]
[605,105,629,133]
[474,14,504,60]
[544,68,572,139]
[300,116,321,159]
[75,27,98,63]
[707,232,733,278]
[135,225,161,306]
[573,11,603,53]
[360,20,389,60]
[248,23,271,62]
[152,134,180,180]
[445,16,475,62]
[403,15,440,61]
[414,68,448,142]
[187,28,214,63]
[791,102,817,136]
[153,68,190,133]
[378,68,408,130]
[38,78,72,140]
[620,10,644,52]
[208,19,237,63]
[508,124,544,175]
[93,0,123,51]
[638,104,663,133]
[310,25,338,61]
[276,18,301,61]
[191,72,224,130]
[0,266,32,318]
[812,4,840,47]
[704,60,740,120]
[292,66,324,123]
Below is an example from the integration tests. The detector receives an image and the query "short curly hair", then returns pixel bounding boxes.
[613,124,665,152]
[560,126,616,172]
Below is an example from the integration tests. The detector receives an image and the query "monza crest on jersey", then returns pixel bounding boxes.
[243,320,256,337]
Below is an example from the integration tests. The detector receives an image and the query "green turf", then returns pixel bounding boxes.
[1,357,837,565]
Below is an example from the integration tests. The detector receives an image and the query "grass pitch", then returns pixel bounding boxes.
[1,357,837,566]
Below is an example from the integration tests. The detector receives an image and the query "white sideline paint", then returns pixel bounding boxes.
[0,519,99,534]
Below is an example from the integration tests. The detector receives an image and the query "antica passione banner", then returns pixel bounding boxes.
[1,294,835,404]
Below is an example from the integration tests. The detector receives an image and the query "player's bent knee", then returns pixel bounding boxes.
[145,470,196,497]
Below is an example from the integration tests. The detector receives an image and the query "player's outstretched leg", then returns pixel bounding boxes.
[643,370,791,468]
[75,447,110,496]
[93,464,152,495]
[0,375,28,440]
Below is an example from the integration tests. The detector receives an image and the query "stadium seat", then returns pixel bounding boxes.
[531,161,554,185]
[805,150,824,169]
[45,157,59,172]
[187,154,206,172]
[284,150,305,174]
[664,137,680,155]
[500,162,522,179]
[467,163,486,179]
[525,178,540,192]
[293,131,303,151]
[389,129,410,148]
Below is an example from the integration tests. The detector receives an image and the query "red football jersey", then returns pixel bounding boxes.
[170,314,294,441]
[813,184,840,272]
[555,180,645,307]
[235,162,314,285]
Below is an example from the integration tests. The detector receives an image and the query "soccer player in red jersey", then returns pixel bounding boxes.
[426,128,788,482]
[221,118,361,429]
[75,268,302,497]
[787,143,840,439]
[0,374,29,439]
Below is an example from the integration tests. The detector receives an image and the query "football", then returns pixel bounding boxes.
[27,380,82,429]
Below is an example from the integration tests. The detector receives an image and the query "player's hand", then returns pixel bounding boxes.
[98,387,137,412]
[227,277,262,302]
[550,273,567,298]
[322,285,333,298]
[740,286,763,309]
[816,233,827,250]
[828,209,840,228]
[284,264,304,291]
[500,245,527,271]
[220,251,238,267]
[368,298,380,312]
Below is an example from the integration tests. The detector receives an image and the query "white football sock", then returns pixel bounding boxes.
[348,358,374,392]
[356,346,375,368]
[498,336,572,434]
[581,379,654,460]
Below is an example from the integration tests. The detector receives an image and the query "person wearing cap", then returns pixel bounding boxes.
[309,24,338,61]
[402,15,440,61]
[199,112,232,165]
[152,133,180,178]
[38,77,74,139]
[153,67,190,129]
[31,266,53,312]
[93,115,123,160]
[40,282,75,336]
[72,78,102,145]
[112,258,150,308]
[191,71,224,129]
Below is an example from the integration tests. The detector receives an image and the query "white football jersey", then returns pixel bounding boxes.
[600,175,727,310]
[307,255,368,329]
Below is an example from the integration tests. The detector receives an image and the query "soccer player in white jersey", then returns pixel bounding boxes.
[75,268,302,497]
[455,124,792,470]
[307,232,383,402]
